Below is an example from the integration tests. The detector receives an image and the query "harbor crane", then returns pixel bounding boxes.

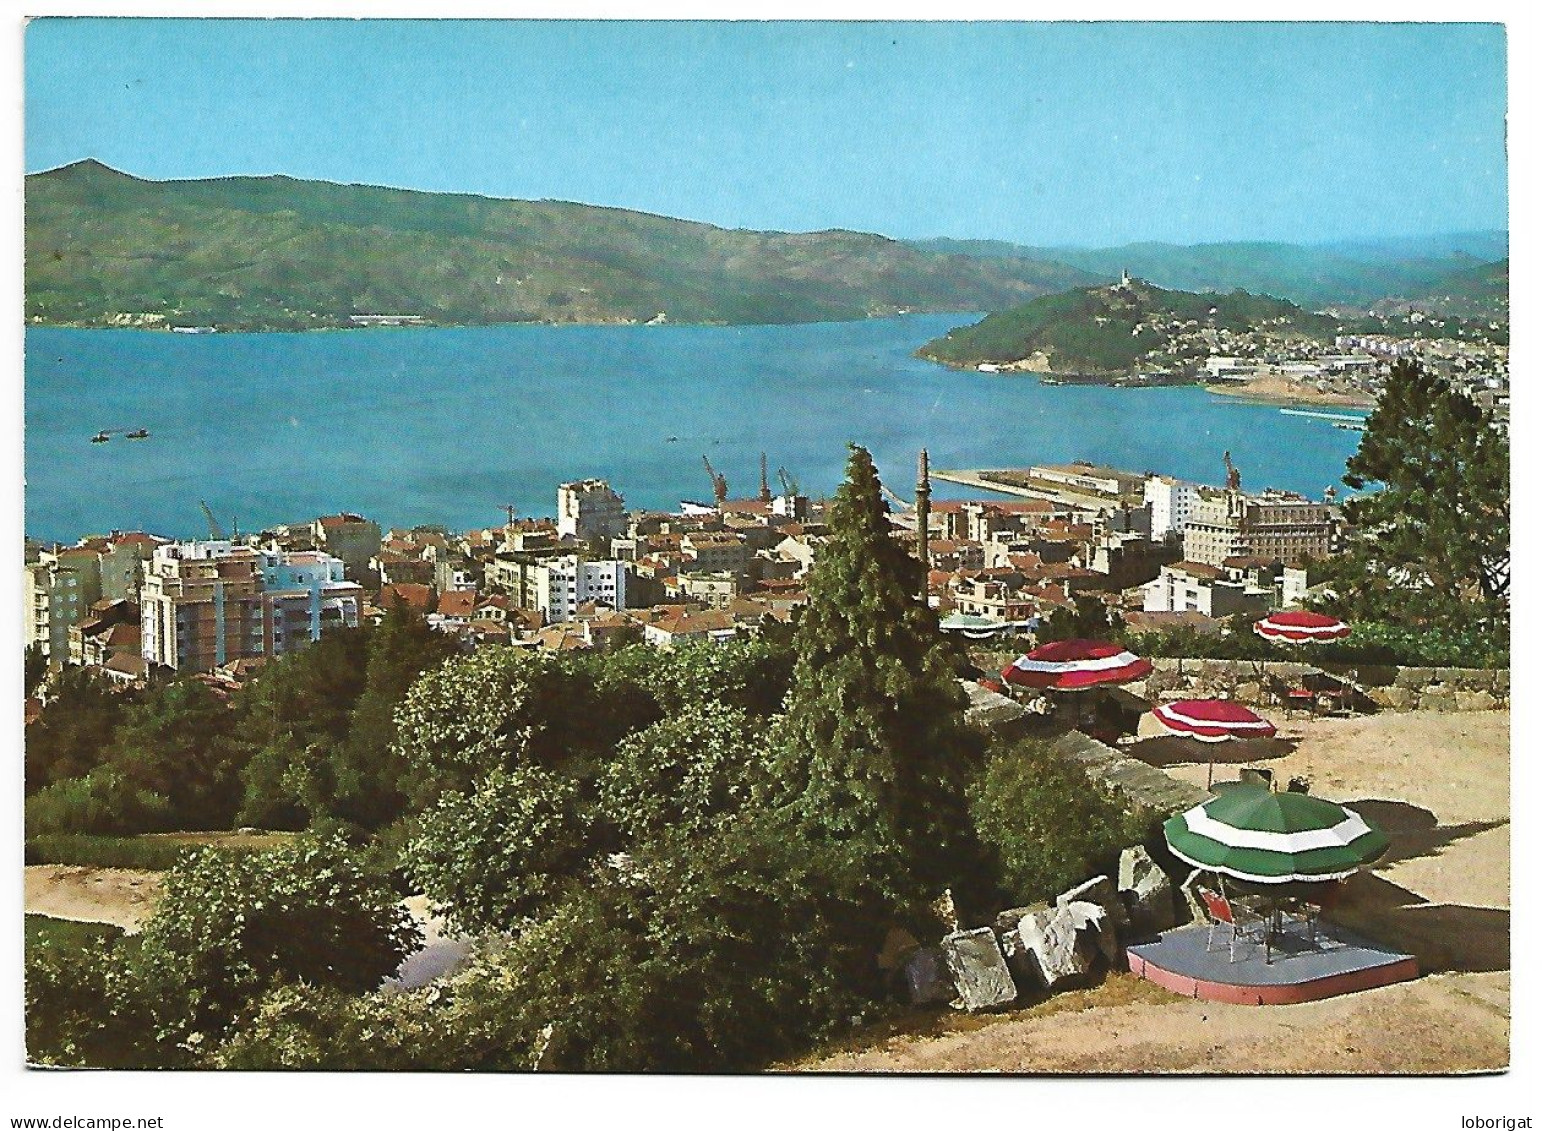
[776,467,800,498]
[199,500,227,541]
[702,455,728,506]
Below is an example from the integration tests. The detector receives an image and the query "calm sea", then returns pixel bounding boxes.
[23,316,1364,542]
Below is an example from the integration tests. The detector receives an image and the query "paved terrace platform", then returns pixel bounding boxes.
[1127,921,1418,1006]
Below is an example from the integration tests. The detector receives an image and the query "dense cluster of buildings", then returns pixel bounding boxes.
[25,452,1350,690]
[1202,328,1508,422]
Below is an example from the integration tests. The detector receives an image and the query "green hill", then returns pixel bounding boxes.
[908,234,1508,309]
[917,279,1337,374]
[24,161,1097,330]
[1371,258,1508,320]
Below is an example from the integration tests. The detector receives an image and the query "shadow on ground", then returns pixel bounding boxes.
[1331,871,1509,974]
[1343,798,1507,870]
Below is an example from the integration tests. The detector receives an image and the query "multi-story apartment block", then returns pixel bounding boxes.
[557,479,627,542]
[140,541,362,673]
[1183,490,1341,568]
[681,531,750,577]
[1142,560,1273,619]
[25,533,165,663]
[140,542,268,672]
[312,513,382,584]
[257,549,364,657]
[677,570,740,609]
[25,547,104,660]
[532,556,628,623]
[1145,475,1203,541]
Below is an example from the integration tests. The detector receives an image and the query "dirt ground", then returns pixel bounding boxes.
[24,866,163,933]
[1206,377,1376,408]
[23,863,461,983]
[795,709,1509,1074]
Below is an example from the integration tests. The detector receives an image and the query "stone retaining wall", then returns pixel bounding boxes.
[1137,658,1508,713]
[1049,730,1210,817]
[971,653,1508,713]
[962,681,1207,819]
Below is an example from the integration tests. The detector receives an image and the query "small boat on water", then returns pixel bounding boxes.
[126,428,150,439]
[90,431,111,444]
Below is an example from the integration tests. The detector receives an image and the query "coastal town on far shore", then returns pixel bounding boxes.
[960,273,1510,418]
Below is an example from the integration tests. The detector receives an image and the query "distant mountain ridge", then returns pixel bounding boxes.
[1370,258,1508,320]
[24,160,1098,330]
[908,232,1508,310]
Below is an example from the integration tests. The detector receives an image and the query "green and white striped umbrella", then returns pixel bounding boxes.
[1163,786,1390,884]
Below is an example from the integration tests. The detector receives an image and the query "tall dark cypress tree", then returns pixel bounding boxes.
[770,445,980,912]
[1334,359,1509,635]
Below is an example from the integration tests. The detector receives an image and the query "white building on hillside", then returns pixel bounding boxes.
[1145,475,1202,541]
[534,556,628,623]
[557,479,627,542]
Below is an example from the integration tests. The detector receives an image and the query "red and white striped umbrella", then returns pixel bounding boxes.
[1254,610,1351,644]
[1152,699,1278,744]
[1001,639,1153,692]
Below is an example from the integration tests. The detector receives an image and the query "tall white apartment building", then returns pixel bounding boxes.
[256,549,364,657]
[557,479,626,542]
[1144,475,1202,541]
[140,540,362,672]
[533,556,628,623]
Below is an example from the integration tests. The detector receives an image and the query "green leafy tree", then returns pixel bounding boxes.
[25,766,176,838]
[768,444,982,914]
[599,702,772,846]
[392,646,658,812]
[24,644,47,696]
[405,765,596,935]
[1036,594,1116,643]
[25,922,164,1068]
[1333,359,1509,635]
[443,818,874,1072]
[108,679,245,828]
[968,737,1154,906]
[232,625,374,828]
[134,834,420,1047]
[25,666,135,793]
[390,647,571,809]
[329,610,459,828]
[210,983,464,1071]
[602,637,795,719]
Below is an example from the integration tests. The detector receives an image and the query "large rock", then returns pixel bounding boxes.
[1455,689,1499,712]
[991,904,1049,989]
[1395,666,1435,689]
[1118,845,1177,935]
[904,946,955,1006]
[1017,904,1100,990]
[1369,685,1417,711]
[942,927,1017,1012]
[1058,875,1128,960]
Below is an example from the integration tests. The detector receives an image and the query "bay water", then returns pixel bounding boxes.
[24,315,1363,542]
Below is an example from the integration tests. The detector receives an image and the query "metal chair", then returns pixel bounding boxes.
[1198,886,1270,962]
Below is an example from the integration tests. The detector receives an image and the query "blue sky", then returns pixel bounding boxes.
[25,19,1508,246]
